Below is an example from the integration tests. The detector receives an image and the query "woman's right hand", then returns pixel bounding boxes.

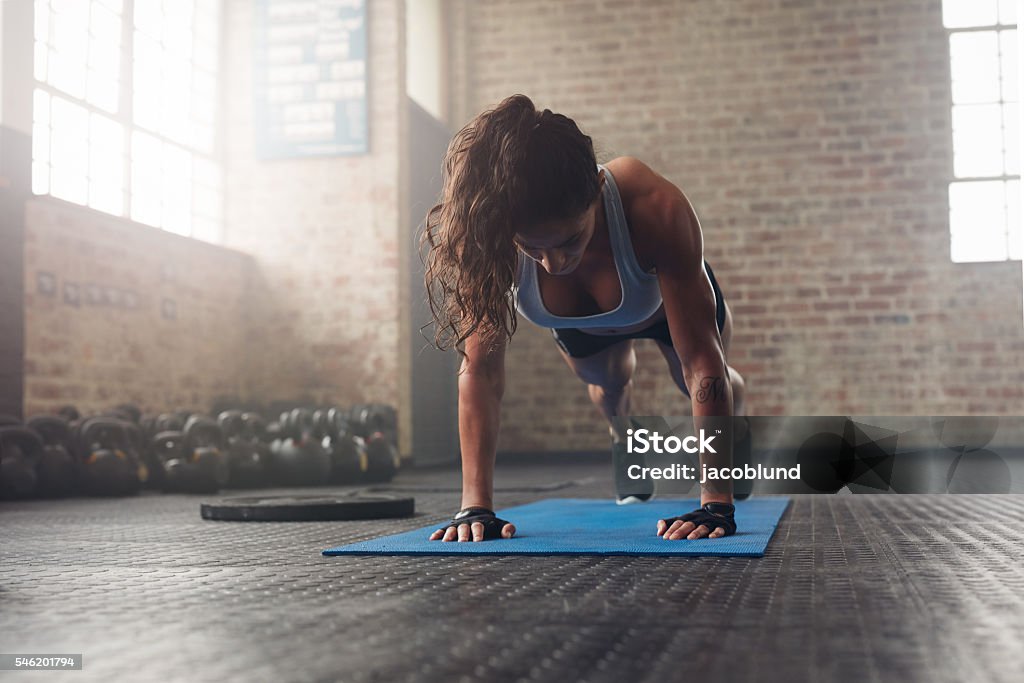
[438,330,509,542]
[428,507,516,541]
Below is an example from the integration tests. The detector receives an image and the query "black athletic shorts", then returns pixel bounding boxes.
[551,261,726,359]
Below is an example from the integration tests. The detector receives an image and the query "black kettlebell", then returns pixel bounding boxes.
[240,412,268,441]
[331,433,369,484]
[27,415,78,498]
[363,432,400,483]
[242,412,272,488]
[151,431,187,490]
[183,415,230,493]
[75,418,142,496]
[219,410,268,489]
[348,404,398,444]
[314,407,368,485]
[122,420,150,487]
[84,448,138,496]
[218,410,245,440]
[0,426,42,499]
[268,408,330,486]
[152,430,214,493]
[319,407,348,440]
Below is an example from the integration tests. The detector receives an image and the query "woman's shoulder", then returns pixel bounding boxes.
[603,155,654,177]
[604,157,698,258]
[604,157,666,195]
[604,157,682,220]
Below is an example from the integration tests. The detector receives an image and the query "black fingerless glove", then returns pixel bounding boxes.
[442,507,512,540]
[661,502,737,537]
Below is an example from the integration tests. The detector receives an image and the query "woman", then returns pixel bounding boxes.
[423,95,745,543]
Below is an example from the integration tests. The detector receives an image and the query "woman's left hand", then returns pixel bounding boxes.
[656,502,736,540]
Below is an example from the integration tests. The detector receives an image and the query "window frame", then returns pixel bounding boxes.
[31,0,225,244]
[945,10,1021,263]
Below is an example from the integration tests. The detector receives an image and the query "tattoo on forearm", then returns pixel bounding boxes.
[695,376,726,404]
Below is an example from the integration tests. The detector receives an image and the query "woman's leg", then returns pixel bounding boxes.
[554,338,636,440]
[555,337,651,501]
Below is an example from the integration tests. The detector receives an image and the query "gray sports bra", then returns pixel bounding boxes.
[512,164,663,329]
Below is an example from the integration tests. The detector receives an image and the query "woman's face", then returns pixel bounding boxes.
[513,173,605,276]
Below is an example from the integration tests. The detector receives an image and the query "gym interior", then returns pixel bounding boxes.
[2,1,1024,681]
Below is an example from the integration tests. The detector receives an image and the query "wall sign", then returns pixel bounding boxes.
[254,0,368,158]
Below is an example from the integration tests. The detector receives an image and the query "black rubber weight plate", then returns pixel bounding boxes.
[200,494,415,522]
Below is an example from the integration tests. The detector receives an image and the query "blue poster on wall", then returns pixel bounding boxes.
[253,0,368,158]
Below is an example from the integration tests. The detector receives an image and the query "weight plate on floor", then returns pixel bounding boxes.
[200,494,415,522]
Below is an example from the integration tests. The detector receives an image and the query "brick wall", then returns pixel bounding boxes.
[446,0,1024,452]
[15,0,411,449]
[22,198,251,416]
[221,0,411,448]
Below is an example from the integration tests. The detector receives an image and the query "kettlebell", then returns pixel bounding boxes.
[218,410,268,489]
[152,430,191,492]
[0,426,42,498]
[74,418,142,496]
[183,415,230,493]
[314,406,368,485]
[363,432,400,483]
[268,408,330,486]
[26,415,78,498]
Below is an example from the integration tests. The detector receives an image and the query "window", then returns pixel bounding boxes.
[32,0,223,243]
[944,0,1020,262]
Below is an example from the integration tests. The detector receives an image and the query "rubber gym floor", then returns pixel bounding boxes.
[2,458,1023,683]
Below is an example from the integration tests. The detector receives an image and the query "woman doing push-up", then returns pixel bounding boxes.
[423,94,746,543]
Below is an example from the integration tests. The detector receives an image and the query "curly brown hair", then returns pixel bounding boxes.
[422,94,602,353]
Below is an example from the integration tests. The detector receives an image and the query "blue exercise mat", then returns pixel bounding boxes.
[323,497,789,557]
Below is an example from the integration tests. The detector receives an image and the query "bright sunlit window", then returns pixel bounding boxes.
[32,0,223,243]
[944,0,1021,262]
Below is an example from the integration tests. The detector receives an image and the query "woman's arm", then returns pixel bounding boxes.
[623,160,735,507]
[429,329,517,541]
[457,329,507,511]
[653,193,733,420]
